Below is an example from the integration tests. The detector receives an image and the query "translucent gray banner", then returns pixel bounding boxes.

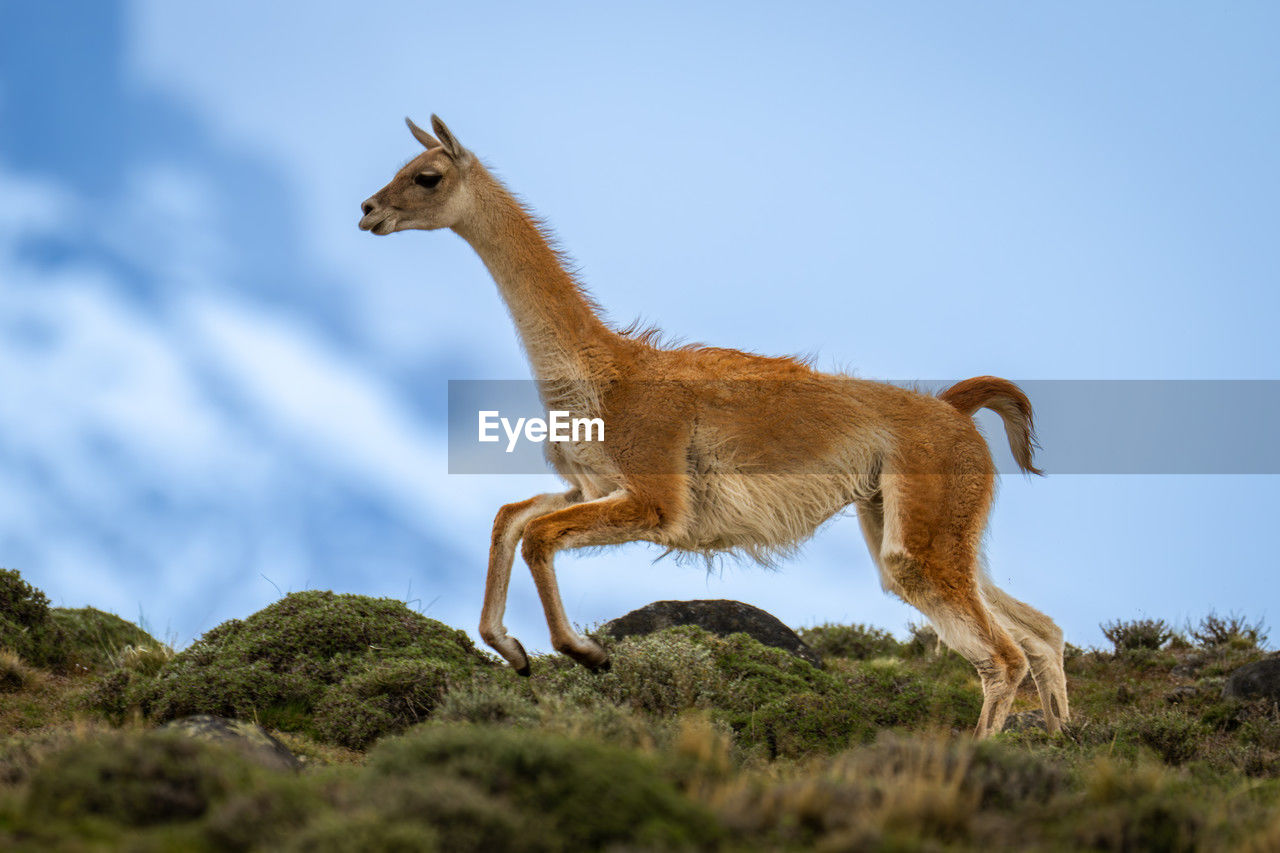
[447,380,1280,475]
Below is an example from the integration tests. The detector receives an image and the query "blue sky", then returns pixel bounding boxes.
[1,1,1276,650]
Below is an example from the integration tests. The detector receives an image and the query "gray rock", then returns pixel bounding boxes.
[1164,685,1199,704]
[1171,652,1208,679]
[1222,656,1280,702]
[601,599,820,666]
[162,715,301,772]
[1003,710,1047,733]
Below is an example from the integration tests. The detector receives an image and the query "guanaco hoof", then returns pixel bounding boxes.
[511,638,531,676]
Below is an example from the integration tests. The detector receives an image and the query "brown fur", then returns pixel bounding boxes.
[359,115,1069,737]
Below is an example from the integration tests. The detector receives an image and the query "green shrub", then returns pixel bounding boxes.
[1115,709,1208,766]
[1190,611,1268,650]
[91,591,493,746]
[431,674,541,728]
[314,658,457,749]
[1075,759,1204,851]
[283,812,441,852]
[369,723,722,851]
[0,726,105,787]
[1101,618,1173,653]
[199,774,326,851]
[0,568,49,627]
[798,623,900,660]
[24,731,257,827]
[545,626,727,715]
[967,739,1070,809]
[748,690,871,758]
[0,568,62,669]
[314,775,524,853]
[710,630,835,708]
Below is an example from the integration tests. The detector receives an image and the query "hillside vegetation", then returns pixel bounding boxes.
[2,567,1278,851]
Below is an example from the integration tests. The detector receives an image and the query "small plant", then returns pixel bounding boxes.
[799,623,901,660]
[115,643,175,677]
[1189,611,1268,650]
[1101,618,1172,653]
[0,648,38,692]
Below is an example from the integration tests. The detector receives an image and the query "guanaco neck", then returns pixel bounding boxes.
[452,164,619,381]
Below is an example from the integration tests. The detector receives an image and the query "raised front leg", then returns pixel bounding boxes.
[520,491,665,669]
[481,490,577,674]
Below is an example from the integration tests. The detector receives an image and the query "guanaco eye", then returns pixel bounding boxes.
[414,173,442,189]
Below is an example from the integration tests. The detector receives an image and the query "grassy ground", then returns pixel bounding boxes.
[1,568,1278,851]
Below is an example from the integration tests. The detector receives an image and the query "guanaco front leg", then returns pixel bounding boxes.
[520,491,665,669]
[481,490,578,674]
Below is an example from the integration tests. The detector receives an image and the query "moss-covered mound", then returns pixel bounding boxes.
[1,568,159,673]
[92,591,495,747]
[49,607,157,670]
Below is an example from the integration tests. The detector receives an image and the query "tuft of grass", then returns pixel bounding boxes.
[114,641,175,676]
[0,649,40,693]
[716,733,1055,848]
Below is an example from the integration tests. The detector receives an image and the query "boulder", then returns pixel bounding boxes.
[1002,709,1047,733]
[162,715,301,772]
[1164,685,1199,705]
[1221,656,1280,702]
[1171,652,1209,679]
[601,600,820,666]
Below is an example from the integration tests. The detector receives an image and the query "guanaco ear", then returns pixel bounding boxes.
[430,114,470,164]
[405,117,441,150]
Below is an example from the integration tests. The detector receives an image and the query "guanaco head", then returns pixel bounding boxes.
[359,115,474,234]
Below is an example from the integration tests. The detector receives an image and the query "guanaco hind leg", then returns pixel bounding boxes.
[981,579,1070,731]
[868,472,1052,738]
